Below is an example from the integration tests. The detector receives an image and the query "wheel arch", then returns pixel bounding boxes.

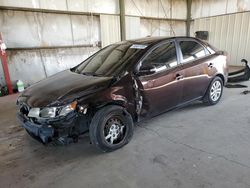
[91,100,135,120]
[203,74,224,101]
[215,73,225,85]
[95,100,127,110]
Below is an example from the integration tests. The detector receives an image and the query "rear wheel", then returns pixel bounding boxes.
[203,76,223,105]
[89,105,134,152]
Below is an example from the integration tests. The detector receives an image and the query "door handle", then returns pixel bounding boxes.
[176,74,184,80]
[208,62,213,68]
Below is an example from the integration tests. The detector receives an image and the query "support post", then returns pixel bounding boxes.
[186,0,192,36]
[119,0,126,40]
[0,33,13,94]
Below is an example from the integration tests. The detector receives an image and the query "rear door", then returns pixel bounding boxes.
[176,39,212,104]
[135,41,185,117]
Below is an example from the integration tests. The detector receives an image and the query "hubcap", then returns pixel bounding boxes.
[210,80,222,102]
[104,117,125,145]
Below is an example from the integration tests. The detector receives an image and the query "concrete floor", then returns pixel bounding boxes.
[1,82,250,188]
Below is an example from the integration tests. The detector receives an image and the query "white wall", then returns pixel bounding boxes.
[124,0,187,40]
[0,0,187,86]
[100,15,121,47]
[0,10,100,48]
[192,0,250,19]
[191,0,250,66]
[0,0,120,14]
[6,47,99,86]
[192,12,250,66]
[125,0,187,19]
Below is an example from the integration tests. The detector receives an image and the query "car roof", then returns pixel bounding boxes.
[126,36,202,46]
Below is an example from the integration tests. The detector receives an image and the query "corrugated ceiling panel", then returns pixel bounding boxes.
[193,12,250,66]
[100,15,120,47]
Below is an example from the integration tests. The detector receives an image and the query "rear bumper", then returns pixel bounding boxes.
[17,113,54,143]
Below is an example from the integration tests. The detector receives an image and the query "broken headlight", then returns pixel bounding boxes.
[59,101,77,116]
[40,107,57,118]
[28,101,77,118]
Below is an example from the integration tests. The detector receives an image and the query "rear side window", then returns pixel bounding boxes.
[141,42,178,72]
[179,41,206,63]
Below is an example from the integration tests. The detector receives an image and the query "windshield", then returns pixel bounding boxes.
[74,42,146,77]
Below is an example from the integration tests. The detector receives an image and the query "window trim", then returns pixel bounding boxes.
[176,38,210,65]
[134,39,181,77]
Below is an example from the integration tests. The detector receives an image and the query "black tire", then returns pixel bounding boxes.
[89,105,134,152]
[203,76,223,105]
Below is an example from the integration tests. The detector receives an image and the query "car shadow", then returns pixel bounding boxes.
[18,101,207,162]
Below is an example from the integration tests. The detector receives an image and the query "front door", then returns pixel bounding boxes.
[135,41,184,118]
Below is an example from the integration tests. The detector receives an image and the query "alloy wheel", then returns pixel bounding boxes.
[104,116,126,145]
[210,80,222,102]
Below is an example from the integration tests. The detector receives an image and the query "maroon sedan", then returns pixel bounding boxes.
[17,37,228,152]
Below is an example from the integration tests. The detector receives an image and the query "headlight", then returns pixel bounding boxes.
[59,101,77,116]
[40,107,57,118]
[27,101,77,119]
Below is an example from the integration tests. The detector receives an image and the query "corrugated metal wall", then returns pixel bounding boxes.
[192,0,250,66]
[125,0,187,19]
[125,0,187,40]
[6,47,99,86]
[125,16,140,40]
[0,0,120,14]
[0,0,187,86]
[0,10,100,48]
[100,15,121,47]
[0,9,101,86]
[192,0,250,19]
[140,19,186,37]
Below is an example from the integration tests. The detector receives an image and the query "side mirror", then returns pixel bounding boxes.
[138,65,156,76]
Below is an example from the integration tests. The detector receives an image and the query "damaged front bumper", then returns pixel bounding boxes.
[17,113,54,143]
[17,112,78,144]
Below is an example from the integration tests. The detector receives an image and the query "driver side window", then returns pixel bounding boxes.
[141,42,178,73]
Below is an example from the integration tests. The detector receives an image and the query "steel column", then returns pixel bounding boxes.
[119,0,126,40]
[186,0,192,36]
[0,33,13,94]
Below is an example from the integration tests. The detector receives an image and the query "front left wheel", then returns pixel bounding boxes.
[89,105,134,152]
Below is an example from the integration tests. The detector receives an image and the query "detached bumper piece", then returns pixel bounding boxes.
[228,59,250,82]
[17,113,54,143]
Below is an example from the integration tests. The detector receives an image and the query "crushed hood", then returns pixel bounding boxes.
[20,70,113,107]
